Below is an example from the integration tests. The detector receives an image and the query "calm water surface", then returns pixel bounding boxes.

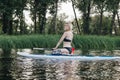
[0,53,120,80]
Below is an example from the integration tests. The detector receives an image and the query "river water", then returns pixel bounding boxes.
[0,51,120,80]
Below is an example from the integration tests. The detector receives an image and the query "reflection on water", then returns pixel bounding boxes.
[0,58,14,80]
[0,53,120,80]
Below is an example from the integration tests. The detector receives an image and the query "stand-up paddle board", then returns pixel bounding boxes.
[17,52,120,61]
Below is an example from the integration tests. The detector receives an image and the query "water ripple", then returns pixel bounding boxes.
[0,56,120,80]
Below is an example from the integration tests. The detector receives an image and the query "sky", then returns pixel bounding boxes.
[47,2,81,21]
[24,2,81,25]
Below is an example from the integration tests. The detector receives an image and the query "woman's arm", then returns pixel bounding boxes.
[54,32,66,49]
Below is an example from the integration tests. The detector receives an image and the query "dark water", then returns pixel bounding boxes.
[0,54,120,80]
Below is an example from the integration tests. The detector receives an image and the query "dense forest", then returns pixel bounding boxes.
[0,0,120,35]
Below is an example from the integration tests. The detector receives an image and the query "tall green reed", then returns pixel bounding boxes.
[0,35,119,51]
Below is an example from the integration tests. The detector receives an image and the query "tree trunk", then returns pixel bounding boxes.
[82,13,87,34]
[2,13,8,34]
[117,12,120,28]
[39,4,47,34]
[53,0,58,34]
[113,23,118,35]
[117,12,120,35]
[34,13,37,33]
[34,0,38,33]
[99,5,103,35]
[110,10,117,35]
[86,0,91,34]
[99,10,103,35]
[19,12,24,34]
[8,12,13,35]
[49,0,58,34]
[81,0,91,35]
[8,19,13,35]
[38,13,41,33]
[2,12,13,34]
[71,0,80,34]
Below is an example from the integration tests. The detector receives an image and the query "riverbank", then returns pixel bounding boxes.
[0,35,119,52]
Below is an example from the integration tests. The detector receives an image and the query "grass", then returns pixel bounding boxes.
[73,35,118,50]
[0,35,119,51]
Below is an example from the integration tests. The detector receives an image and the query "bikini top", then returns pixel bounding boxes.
[63,37,72,42]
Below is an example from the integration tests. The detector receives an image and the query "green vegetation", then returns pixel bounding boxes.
[0,0,120,35]
[0,35,119,51]
[73,35,120,50]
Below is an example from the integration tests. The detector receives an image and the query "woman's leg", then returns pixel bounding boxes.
[60,48,69,54]
[52,48,69,54]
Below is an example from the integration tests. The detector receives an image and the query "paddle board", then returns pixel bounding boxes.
[17,52,120,61]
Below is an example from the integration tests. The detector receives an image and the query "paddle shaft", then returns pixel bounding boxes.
[33,48,53,50]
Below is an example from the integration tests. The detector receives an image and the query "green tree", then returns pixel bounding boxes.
[14,0,28,34]
[30,0,55,34]
[71,0,80,34]
[93,0,106,35]
[0,0,15,34]
[48,0,69,34]
[48,0,59,34]
[0,0,28,34]
[90,15,111,35]
[47,13,67,34]
[76,0,93,34]
[106,0,120,35]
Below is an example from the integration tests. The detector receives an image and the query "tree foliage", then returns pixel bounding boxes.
[0,0,119,35]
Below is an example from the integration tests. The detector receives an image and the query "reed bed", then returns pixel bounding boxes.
[0,35,119,51]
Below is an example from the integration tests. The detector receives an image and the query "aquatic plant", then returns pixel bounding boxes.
[0,35,119,51]
[73,35,117,50]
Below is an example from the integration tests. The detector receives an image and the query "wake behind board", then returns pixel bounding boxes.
[17,52,120,61]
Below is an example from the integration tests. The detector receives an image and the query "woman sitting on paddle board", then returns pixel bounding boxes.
[52,22,73,54]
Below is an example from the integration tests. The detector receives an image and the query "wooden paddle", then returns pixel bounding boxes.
[33,48,52,50]
[33,48,75,54]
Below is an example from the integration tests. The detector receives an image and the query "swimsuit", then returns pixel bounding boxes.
[63,37,72,54]
[63,38,71,42]
[64,47,72,54]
